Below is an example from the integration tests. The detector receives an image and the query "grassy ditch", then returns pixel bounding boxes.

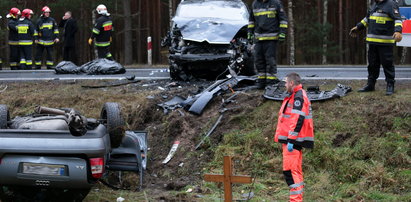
[0,80,409,201]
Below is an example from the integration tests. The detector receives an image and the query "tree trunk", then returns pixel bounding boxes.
[123,0,133,65]
[338,0,343,64]
[322,0,328,65]
[288,0,295,65]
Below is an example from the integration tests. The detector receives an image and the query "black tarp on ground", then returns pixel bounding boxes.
[55,59,126,75]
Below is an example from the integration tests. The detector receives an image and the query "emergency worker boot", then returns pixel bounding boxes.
[266,74,280,86]
[256,79,266,89]
[386,82,394,96]
[358,80,375,92]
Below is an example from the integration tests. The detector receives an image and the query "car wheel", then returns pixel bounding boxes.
[0,105,10,129]
[101,102,125,148]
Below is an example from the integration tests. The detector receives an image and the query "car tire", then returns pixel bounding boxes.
[101,102,125,148]
[0,105,10,129]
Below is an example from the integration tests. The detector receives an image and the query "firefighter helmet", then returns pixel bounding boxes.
[6,8,21,18]
[21,9,34,18]
[96,4,110,16]
[42,6,51,13]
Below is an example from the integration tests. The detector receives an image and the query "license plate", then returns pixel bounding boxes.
[22,163,66,176]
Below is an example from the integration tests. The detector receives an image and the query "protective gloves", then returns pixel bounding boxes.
[88,38,93,45]
[349,26,358,38]
[279,33,286,42]
[393,32,402,42]
[247,32,254,41]
[287,142,294,152]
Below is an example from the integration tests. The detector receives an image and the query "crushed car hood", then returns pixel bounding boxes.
[173,16,247,44]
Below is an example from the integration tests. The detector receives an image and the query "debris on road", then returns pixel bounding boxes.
[195,114,223,150]
[81,79,140,88]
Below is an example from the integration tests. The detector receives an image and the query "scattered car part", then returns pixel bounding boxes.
[162,0,254,80]
[81,79,140,88]
[55,59,126,75]
[162,141,180,164]
[189,76,256,115]
[157,96,186,114]
[263,83,352,101]
[195,114,223,150]
[106,131,148,191]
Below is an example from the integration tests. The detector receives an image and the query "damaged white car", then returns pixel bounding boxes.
[161,0,255,80]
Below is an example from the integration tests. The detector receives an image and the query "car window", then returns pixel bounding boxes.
[176,1,249,21]
[406,0,411,6]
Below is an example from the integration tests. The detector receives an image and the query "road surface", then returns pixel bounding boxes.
[0,66,409,81]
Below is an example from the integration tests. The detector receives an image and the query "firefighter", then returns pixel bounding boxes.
[6,8,21,70]
[89,4,113,60]
[35,6,59,69]
[248,0,288,89]
[274,73,314,202]
[17,9,36,70]
[350,0,403,96]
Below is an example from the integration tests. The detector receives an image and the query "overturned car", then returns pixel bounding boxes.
[161,0,255,80]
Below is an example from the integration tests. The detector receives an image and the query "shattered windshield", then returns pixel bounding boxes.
[176,0,249,21]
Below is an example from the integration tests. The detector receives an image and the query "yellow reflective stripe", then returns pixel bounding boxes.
[93,28,100,34]
[46,62,54,65]
[257,75,266,79]
[54,30,59,34]
[9,42,19,45]
[106,53,112,58]
[38,41,54,45]
[40,25,53,29]
[369,16,393,24]
[395,23,403,27]
[95,42,110,47]
[254,11,276,16]
[248,24,255,28]
[267,76,278,80]
[19,42,33,45]
[256,36,279,40]
[35,62,42,65]
[280,24,288,28]
[102,22,112,27]
[366,37,395,43]
[361,19,368,27]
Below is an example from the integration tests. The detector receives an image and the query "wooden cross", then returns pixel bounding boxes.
[204,156,254,202]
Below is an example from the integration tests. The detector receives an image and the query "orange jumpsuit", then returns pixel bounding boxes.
[275,84,314,201]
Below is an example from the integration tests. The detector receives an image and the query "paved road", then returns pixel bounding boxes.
[0,66,409,81]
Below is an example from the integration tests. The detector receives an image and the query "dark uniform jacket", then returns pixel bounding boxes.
[248,0,288,41]
[357,0,403,45]
[91,15,113,47]
[36,17,59,46]
[17,18,36,46]
[59,18,78,48]
[8,17,19,45]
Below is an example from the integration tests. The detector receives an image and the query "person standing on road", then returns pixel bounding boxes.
[89,4,113,60]
[17,9,36,70]
[350,0,403,95]
[59,11,78,64]
[35,6,60,69]
[6,8,21,70]
[274,72,314,202]
[248,0,288,89]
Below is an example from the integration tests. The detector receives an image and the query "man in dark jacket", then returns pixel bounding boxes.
[350,0,403,95]
[59,11,78,64]
[89,4,113,60]
[248,0,288,89]
[35,6,59,69]
[17,9,36,70]
[6,8,21,70]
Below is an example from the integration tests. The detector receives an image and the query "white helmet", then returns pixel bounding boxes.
[96,4,110,16]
